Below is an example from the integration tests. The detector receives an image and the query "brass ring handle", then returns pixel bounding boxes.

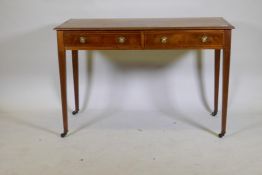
[160,36,168,44]
[201,35,208,43]
[117,36,126,44]
[79,36,87,44]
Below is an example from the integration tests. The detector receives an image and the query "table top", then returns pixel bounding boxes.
[54,17,234,31]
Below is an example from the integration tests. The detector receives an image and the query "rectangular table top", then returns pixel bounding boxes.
[54,17,235,31]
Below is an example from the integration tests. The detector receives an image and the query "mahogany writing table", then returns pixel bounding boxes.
[55,18,234,138]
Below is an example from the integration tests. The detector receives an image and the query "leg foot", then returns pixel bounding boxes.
[211,111,218,116]
[218,132,225,138]
[60,131,68,138]
[72,110,79,115]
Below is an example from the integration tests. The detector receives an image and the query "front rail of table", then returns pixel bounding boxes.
[55,18,234,138]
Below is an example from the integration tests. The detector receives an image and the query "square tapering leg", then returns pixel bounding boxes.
[219,30,232,138]
[211,49,221,116]
[57,31,68,137]
[72,50,79,115]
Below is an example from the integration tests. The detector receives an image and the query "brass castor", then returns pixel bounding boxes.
[60,131,68,138]
[72,110,79,115]
[218,132,225,138]
[211,111,218,116]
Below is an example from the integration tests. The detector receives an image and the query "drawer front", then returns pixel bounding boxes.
[63,31,142,49]
[144,30,224,49]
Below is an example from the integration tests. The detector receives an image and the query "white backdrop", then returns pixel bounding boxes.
[0,0,262,115]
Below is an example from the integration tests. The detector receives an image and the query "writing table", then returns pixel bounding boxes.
[55,18,234,138]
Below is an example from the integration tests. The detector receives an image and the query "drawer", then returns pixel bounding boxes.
[63,31,142,49]
[144,30,224,49]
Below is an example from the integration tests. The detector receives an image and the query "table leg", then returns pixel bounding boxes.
[57,31,68,137]
[72,50,79,115]
[211,49,221,116]
[219,30,231,138]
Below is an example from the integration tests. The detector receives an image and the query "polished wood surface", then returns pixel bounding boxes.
[55,18,234,30]
[55,18,234,138]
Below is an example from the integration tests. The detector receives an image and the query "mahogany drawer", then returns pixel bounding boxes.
[63,31,142,49]
[144,30,224,49]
